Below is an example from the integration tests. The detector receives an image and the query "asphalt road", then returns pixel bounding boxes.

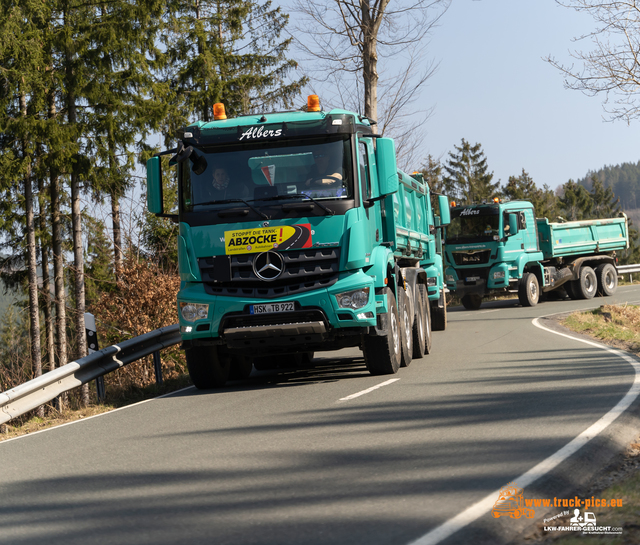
[2,286,640,545]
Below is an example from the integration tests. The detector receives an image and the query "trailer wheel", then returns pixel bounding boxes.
[518,272,539,307]
[185,345,231,389]
[418,284,432,355]
[596,263,618,296]
[399,289,413,367]
[412,288,426,359]
[461,294,483,310]
[431,291,447,331]
[576,266,597,299]
[362,288,402,375]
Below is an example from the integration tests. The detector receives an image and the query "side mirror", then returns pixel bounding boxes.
[507,213,519,236]
[146,156,163,214]
[375,138,399,196]
[438,195,451,226]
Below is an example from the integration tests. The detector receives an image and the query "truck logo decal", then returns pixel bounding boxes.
[253,251,284,281]
[239,126,283,141]
[224,224,313,255]
[460,208,480,216]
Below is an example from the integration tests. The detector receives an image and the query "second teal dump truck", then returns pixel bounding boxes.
[444,199,629,310]
[146,96,450,388]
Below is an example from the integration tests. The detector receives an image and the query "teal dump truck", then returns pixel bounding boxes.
[444,199,628,310]
[146,96,450,388]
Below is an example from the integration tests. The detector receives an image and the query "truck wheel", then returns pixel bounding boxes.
[418,285,432,355]
[185,345,231,389]
[461,294,482,310]
[362,287,402,375]
[399,289,413,367]
[518,272,539,307]
[431,292,447,331]
[576,266,597,299]
[596,263,618,296]
[564,281,578,300]
[229,355,253,380]
[412,289,426,359]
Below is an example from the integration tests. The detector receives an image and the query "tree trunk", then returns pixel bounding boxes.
[21,92,44,418]
[67,62,89,406]
[38,175,55,376]
[50,170,67,410]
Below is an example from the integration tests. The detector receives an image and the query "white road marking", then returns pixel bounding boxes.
[0,386,195,445]
[338,378,400,401]
[408,314,640,545]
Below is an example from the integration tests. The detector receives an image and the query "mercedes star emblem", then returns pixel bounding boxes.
[253,251,284,281]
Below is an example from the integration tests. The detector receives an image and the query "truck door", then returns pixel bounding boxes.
[359,138,381,246]
[520,209,538,253]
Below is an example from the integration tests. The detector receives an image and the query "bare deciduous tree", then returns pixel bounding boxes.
[548,0,640,123]
[291,0,449,168]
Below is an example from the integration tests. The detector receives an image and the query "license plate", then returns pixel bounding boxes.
[250,302,295,314]
[465,276,480,282]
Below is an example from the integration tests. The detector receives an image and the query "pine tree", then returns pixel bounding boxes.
[443,139,499,204]
[558,180,592,221]
[161,0,306,136]
[503,169,559,219]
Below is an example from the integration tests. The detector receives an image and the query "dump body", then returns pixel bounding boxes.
[537,216,628,259]
[444,199,628,309]
[146,103,450,386]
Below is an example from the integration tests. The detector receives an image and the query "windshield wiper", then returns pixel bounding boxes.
[257,193,335,216]
[198,199,270,220]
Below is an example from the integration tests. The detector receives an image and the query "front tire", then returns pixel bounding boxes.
[596,263,618,296]
[431,291,447,331]
[362,287,402,375]
[461,293,483,310]
[518,272,540,307]
[185,345,231,389]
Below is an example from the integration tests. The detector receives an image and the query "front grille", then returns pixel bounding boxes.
[200,248,340,299]
[452,250,491,266]
[221,309,328,330]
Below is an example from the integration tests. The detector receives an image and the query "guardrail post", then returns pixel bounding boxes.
[85,312,105,402]
[153,351,163,385]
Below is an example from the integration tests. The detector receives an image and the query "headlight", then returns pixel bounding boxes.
[493,271,505,279]
[426,276,437,286]
[446,275,455,283]
[336,287,370,310]
[180,302,209,322]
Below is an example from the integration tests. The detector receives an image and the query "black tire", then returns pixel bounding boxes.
[253,356,279,371]
[185,345,231,389]
[399,288,413,368]
[412,289,426,359]
[229,355,253,380]
[565,280,578,300]
[431,291,447,331]
[461,293,483,310]
[362,287,402,375]
[596,263,618,296]
[576,266,597,299]
[518,272,540,307]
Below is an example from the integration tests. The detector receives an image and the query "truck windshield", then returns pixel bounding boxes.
[446,206,500,243]
[181,136,353,212]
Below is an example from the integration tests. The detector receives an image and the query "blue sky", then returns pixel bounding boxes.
[290,1,640,192]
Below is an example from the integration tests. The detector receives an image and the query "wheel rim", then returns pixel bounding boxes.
[391,309,400,356]
[585,273,595,293]
[529,279,537,300]
[403,305,411,347]
[605,270,615,290]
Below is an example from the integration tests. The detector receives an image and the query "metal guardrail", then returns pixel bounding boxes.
[617,264,640,275]
[0,324,181,426]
